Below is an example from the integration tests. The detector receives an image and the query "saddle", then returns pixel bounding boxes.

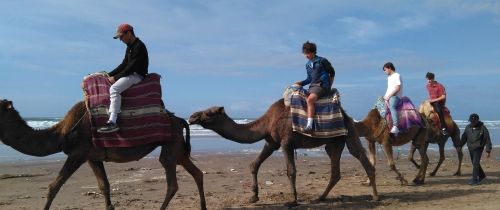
[374,96,424,133]
[82,72,172,147]
[418,101,455,134]
[284,85,347,138]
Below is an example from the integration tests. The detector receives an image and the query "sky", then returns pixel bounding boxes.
[0,0,499,120]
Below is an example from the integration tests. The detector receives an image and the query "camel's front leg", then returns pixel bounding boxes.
[248,142,279,203]
[44,155,86,210]
[282,145,298,207]
[159,145,179,210]
[408,144,420,169]
[315,141,345,202]
[429,143,445,176]
[381,143,408,185]
[451,130,463,176]
[88,160,114,210]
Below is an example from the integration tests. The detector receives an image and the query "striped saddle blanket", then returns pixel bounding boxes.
[289,87,348,138]
[374,96,424,133]
[82,72,172,147]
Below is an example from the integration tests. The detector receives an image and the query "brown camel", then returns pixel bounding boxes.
[188,99,378,207]
[0,99,206,210]
[354,108,429,185]
[409,101,463,176]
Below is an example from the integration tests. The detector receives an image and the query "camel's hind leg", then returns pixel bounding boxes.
[44,155,86,210]
[159,144,179,210]
[88,160,114,210]
[248,141,279,203]
[413,142,429,185]
[429,142,445,176]
[345,135,379,201]
[316,140,345,202]
[381,143,408,185]
[180,158,207,210]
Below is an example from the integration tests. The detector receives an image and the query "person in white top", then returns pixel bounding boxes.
[383,62,403,134]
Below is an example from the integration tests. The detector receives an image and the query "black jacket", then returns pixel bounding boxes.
[460,121,492,152]
[109,38,148,80]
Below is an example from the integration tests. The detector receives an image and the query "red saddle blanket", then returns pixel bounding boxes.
[82,72,172,147]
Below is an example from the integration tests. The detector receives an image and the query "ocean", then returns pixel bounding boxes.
[1,118,499,163]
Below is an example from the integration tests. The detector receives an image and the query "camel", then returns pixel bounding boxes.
[188,99,378,207]
[354,108,429,185]
[410,101,463,176]
[0,99,206,210]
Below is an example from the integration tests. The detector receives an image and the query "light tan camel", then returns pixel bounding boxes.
[188,99,378,207]
[410,101,463,176]
[355,108,430,185]
[0,99,206,210]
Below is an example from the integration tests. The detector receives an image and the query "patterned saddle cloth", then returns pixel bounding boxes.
[419,101,455,134]
[284,86,347,138]
[374,96,424,133]
[82,72,172,147]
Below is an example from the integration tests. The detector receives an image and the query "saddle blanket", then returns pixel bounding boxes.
[82,72,172,147]
[419,101,455,134]
[374,96,424,133]
[289,87,347,138]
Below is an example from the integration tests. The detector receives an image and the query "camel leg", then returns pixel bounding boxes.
[429,143,445,176]
[363,140,377,185]
[413,142,429,185]
[408,144,421,169]
[451,130,463,176]
[381,143,407,185]
[44,155,86,210]
[282,145,298,207]
[248,142,279,203]
[159,145,179,210]
[88,160,114,210]
[179,158,207,210]
[315,141,345,202]
[345,135,379,201]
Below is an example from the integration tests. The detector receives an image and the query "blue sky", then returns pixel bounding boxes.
[0,0,499,120]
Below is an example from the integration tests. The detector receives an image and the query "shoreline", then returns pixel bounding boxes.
[1,150,499,209]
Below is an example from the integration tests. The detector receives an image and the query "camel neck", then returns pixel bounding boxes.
[1,110,63,156]
[212,115,269,144]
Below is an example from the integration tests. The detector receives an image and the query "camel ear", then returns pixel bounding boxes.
[217,107,225,114]
[6,101,13,109]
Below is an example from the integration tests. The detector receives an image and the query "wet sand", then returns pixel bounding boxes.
[1,149,499,210]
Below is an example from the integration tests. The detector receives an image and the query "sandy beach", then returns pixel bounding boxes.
[1,149,499,210]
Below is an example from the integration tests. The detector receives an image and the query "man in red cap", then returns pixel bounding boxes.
[98,23,149,133]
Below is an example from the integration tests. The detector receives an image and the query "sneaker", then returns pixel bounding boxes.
[97,121,119,133]
[441,128,449,136]
[478,176,486,183]
[304,124,313,133]
[468,179,480,185]
[390,126,399,134]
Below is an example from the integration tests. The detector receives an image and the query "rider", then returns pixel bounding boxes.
[383,62,403,134]
[98,23,149,133]
[295,41,335,132]
[425,72,449,135]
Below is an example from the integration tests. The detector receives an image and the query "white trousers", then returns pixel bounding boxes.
[109,73,142,114]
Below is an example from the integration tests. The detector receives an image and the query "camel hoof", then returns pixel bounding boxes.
[312,197,326,204]
[248,196,259,203]
[412,179,425,185]
[400,179,408,186]
[415,165,421,169]
[107,205,115,210]
[429,172,437,177]
[372,195,380,201]
[285,201,298,208]
[453,172,461,176]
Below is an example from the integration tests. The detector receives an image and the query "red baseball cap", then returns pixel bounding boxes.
[113,23,133,39]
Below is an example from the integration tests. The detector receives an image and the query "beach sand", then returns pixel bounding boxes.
[1,149,499,210]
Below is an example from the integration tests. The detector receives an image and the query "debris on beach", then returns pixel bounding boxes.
[0,173,46,180]
[265,180,274,185]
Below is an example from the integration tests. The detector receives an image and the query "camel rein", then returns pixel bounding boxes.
[69,110,88,133]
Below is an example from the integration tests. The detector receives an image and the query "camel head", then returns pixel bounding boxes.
[188,106,227,128]
[0,99,15,138]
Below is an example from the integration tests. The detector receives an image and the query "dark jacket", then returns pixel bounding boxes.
[300,56,335,89]
[109,38,148,80]
[460,121,492,152]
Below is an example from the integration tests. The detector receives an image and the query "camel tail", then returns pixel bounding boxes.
[179,116,192,158]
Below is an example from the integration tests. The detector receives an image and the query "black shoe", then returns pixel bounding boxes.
[97,121,119,133]
[441,128,449,136]
[469,178,480,185]
[479,176,486,183]
[304,125,313,134]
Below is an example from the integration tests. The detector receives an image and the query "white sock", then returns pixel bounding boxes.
[108,113,118,124]
[307,118,313,127]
